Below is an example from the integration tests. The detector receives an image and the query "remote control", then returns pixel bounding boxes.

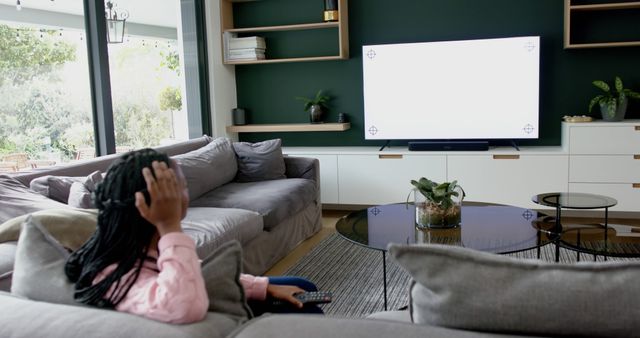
[294,291,332,304]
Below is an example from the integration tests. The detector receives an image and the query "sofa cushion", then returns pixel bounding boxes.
[0,209,98,251]
[201,240,252,319]
[182,207,263,258]
[389,243,640,338]
[227,314,534,338]
[233,139,286,182]
[67,171,103,209]
[0,291,240,338]
[0,242,16,292]
[0,175,70,224]
[11,215,77,305]
[173,137,237,201]
[190,179,316,230]
[29,175,83,203]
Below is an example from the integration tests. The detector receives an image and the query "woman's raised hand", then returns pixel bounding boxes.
[135,161,183,235]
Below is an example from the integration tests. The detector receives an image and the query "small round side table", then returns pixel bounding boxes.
[532,192,617,261]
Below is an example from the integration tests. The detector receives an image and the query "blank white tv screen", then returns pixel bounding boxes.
[362,36,540,140]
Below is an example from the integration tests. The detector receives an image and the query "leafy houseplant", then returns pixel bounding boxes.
[296,90,330,124]
[588,76,640,122]
[407,177,465,229]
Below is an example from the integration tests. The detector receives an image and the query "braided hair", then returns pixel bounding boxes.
[65,148,170,308]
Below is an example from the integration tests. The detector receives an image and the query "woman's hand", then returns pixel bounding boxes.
[266,284,305,308]
[135,161,183,235]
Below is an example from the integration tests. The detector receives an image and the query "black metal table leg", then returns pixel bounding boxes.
[576,229,581,262]
[604,207,609,261]
[555,206,561,262]
[382,251,387,311]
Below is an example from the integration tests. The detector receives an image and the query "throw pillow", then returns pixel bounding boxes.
[201,240,252,320]
[11,215,77,305]
[29,175,83,203]
[0,175,70,224]
[232,139,286,182]
[388,243,640,337]
[67,171,103,209]
[0,208,97,251]
[173,137,238,201]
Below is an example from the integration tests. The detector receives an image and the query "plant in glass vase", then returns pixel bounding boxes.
[407,177,465,229]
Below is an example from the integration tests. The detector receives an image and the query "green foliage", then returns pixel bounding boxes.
[0,25,75,86]
[588,76,640,114]
[295,90,330,112]
[160,50,180,76]
[0,84,83,160]
[158,86,182,111]
[407,177,465,209]
[114,103,171,149]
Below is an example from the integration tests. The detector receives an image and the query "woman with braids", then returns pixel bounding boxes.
[65,149,321,324]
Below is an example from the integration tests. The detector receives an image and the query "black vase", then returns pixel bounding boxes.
[309,105,325,124]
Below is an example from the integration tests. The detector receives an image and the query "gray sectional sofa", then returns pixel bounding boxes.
[1,136,638,338]
[0,135,322,290]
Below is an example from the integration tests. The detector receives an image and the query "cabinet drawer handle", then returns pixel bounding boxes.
[493,155,520,160]
[636,126,640,131]
[635,155,640,160]
[378,154,403,159]
[633,183,640,189]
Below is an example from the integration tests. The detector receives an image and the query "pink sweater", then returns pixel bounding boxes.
[94,233,268,324]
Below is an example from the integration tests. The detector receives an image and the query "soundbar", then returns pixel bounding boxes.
[408,141,489,151]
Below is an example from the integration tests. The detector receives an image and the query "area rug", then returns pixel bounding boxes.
[284,233,640,318]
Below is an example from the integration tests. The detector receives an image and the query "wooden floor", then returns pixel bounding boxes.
[265,210,347,276]
[264,210,640,276]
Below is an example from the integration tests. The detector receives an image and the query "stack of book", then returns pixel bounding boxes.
[227,36,266,61]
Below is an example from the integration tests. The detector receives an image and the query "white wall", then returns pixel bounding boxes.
[205,0,238,140]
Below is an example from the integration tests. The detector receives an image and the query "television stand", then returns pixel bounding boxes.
[379,140,391,151]
[510,139,520,151]
[408,141,489,151]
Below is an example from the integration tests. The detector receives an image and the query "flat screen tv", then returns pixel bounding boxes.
[362,36,540,144]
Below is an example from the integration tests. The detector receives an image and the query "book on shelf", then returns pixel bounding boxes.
[229,48,266,58]
[223,33,267,62]
[229,36,266,49]
[227,54,266,61]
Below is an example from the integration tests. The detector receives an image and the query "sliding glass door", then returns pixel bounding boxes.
[0,1,94,168]
[0,0,209,169]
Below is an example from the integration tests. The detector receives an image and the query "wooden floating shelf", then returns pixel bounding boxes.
[565,41,640,48]
[227,123,350,133]
[570,1,640,11]
[225,22,339,34]
[224,55,344,65]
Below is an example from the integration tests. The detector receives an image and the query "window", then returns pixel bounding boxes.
[0,2,94,170]
[0,0,209,171]
[106,0,189,150]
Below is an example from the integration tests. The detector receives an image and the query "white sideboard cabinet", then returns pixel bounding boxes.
[448,152,568,210]
[283,122,639,213]
[337,154,446,205]
[563,120,640,212]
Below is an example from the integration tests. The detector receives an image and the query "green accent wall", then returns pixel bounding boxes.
[233,0,640,146]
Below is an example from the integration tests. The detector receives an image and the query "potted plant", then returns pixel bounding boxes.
[588,76,640,122]
[296,90,330,124]
[407,177,465,229]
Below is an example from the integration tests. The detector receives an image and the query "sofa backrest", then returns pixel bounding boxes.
[12,136,213,187]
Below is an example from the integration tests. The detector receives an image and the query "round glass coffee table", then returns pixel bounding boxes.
[335,202,549,310]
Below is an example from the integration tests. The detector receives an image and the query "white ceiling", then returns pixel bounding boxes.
[0,0,179,28]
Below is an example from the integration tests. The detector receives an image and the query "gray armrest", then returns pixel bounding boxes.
[284,157,320,202]
[284,157,319,183]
